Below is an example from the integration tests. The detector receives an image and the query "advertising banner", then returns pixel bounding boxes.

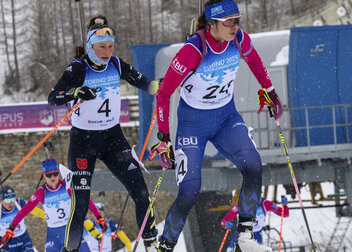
[0,99,130,133]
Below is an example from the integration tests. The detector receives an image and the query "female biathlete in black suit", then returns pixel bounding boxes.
[48,20,160,252]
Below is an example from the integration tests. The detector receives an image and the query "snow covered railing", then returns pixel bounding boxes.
[240,103,352,162]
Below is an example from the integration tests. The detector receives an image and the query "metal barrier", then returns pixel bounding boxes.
[239,104,352,163]
[124,95,139,125]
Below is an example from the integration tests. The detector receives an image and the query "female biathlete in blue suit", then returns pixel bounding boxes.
[1,159,103,252]
[149,0,283,251]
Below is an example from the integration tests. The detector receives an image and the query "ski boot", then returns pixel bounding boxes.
[158,236,177,252]
[61,248,78,252]
[235,218,272,252]
[143,229,159,252]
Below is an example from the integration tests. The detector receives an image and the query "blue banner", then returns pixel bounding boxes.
[130,43,172,158]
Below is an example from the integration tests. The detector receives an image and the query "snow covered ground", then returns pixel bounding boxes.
[265,182,352,251]
[117,221,187,252]
[118,182,351,252]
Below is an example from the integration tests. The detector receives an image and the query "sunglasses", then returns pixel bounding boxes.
[95,27,114,36]
[87,27,115,44]
[213,17,240,27]
[4,197,16,203]
[95,203,104,210]
[44,172,60,178]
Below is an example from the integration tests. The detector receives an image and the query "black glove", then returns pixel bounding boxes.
[74,86,97,101]
[267,89,283,120]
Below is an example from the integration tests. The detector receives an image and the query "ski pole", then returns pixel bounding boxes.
[35,140,53,190]
[218,229,230,252]
[132,168,167,252]
[99,233,104,252]
[75,0,85,46]
[74,0,85,57]
[274,119,317,251]
[116,109,157,231]
[116,191,129,231]
[278,197,285,252]
[140,109,157,161]
[0,101,82,187]
[99,221,108,252]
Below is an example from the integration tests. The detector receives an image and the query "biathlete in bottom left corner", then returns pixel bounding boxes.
[0,158,106,252]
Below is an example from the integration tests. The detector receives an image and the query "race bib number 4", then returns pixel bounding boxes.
[175,149,188,186]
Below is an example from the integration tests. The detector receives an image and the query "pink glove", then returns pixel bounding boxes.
[147,141,173,169]
[268,89,283,120]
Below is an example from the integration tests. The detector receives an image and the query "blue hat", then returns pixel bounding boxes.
[86,27,115,65]
[205,0,240,22]
[2,186,16,199]
[95,203,104,211]
[42,158,59,174]
[87,29,114,46]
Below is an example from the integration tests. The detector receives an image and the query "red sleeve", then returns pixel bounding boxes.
[156,44,201,134]
[67,187,71,196]
[12,188,44,227]
[241,31,273,90]
[263,200,289,217]
[221,205,239,228]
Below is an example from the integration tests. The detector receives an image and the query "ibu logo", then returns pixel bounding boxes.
[172,58,187,75]
[178,136,198,147]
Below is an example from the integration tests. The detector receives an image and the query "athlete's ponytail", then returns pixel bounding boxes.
[196,11,207,31]
[87,15,109,31]
[76,15,110,59]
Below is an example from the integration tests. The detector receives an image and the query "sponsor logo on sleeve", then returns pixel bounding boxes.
[171,57,187,75]
[158,107,164,121]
